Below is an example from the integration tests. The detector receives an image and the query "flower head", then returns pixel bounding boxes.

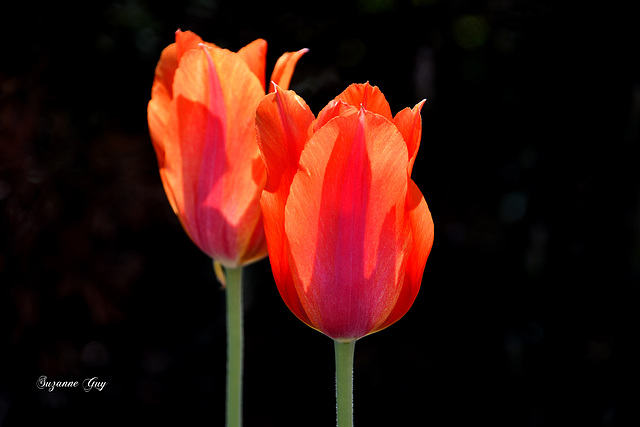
[148,30,307,267]
[256,82,434,340]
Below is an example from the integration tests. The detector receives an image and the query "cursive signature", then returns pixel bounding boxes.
[36,375,107,392]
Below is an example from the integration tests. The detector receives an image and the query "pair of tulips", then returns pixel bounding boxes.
[148,30,434,426]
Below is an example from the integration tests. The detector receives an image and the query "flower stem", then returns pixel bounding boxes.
[334,340,356,427]
[224,265,244,427]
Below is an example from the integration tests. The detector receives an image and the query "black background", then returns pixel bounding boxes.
[1,0,639,425]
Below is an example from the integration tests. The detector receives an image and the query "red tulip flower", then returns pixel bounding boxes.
[147,30,307,267]
[256,82,434,342]
[147,30,307,427]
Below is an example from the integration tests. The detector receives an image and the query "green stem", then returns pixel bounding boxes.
[334,340,356,427]
[224,265,243,427]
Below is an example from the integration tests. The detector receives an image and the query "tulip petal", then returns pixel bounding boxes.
[394,99,426,175]
[312,99,357,134]
[163,43,266,265]
[256,87,315,324]
[148,30,211,197]
[269,48,309,93]
[162,47,223,255]
[175,29,204,61]
[148,43,178,177]
[202,45,268,265]
[148,30,209,164]
[237,38,268,92]
[378,179,433,330]
[257,86,315,197]
[334,82,393,120]
[285,108,410,340]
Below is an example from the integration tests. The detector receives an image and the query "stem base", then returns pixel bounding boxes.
[224,265,243,427]
[334,340,356,427]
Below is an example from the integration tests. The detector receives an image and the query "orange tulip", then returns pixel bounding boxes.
[256,82,434,341]
[147,30,307,267]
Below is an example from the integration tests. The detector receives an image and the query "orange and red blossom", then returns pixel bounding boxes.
[256,82,434,341]
[147,30,307,267]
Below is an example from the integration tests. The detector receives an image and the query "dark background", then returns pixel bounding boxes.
[1,0,639,425]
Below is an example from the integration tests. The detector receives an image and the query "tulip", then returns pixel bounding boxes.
[147,30,306,427]
[256,82,434,341]
[147,29,307,268]
[256,82,434,426]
